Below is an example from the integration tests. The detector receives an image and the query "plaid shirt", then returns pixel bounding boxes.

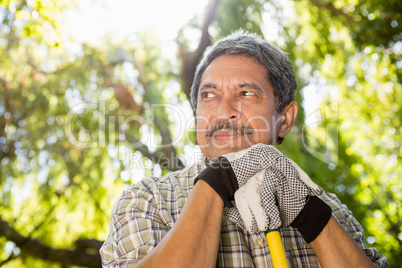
[100,161,388,267]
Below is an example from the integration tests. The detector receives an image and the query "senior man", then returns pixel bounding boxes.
[100,31,388,267]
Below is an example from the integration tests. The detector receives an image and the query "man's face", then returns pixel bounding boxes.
[196,55,282,160]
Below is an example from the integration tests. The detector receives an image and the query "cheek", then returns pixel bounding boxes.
[243,111,276,139]
[195,107,212,129]
[196,116,210,143]
[244,111,272,130]
[196,117,209,130]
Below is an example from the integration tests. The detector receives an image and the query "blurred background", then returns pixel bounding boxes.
[0,0,401,267]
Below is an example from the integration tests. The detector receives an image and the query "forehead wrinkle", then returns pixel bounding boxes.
[199,82,217,93]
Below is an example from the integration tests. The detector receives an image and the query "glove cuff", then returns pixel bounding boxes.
[290,196,332,243]
[194,156,238,202]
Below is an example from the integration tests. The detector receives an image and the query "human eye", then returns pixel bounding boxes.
[239,91,256,97]
[201,91,215,98]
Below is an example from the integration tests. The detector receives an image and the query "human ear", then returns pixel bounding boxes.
[278,101,298,139]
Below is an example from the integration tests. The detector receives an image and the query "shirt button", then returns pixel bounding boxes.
[257,237,265,246]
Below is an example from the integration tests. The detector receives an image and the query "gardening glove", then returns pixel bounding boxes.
[194,143,287,202]
[230,170,267,233]
[226,151,332,243]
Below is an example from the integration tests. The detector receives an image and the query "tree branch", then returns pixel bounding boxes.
[309,0,356,25]
[195,0,221,63]
[122,112,185,171]
[75,239,104,251]
[129,61,185,171]
[0,216,102,268]
[106,81,142,112]
[179,0,221,101]
[153,115,185,171]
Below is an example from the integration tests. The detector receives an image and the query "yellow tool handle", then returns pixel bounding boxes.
[265,228,289,268]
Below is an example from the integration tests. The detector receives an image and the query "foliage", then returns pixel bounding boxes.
[0,0,401,267]
[287,1,402,266]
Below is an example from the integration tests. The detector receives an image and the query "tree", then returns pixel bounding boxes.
[288,1,402,266]
[0,0,400,266]
[0,0,220,266]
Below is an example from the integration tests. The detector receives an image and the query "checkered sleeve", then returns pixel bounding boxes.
[100,177,174,267]
[321,192,389,267]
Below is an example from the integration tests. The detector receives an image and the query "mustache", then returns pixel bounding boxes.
[205,121,254,137]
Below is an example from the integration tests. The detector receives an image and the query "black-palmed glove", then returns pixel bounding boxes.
[226,148,332,243]
[194,143,286,202]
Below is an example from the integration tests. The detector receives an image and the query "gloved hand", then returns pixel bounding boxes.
[194,143,287,202]
[227,170,267,233]
[226,150,332,243]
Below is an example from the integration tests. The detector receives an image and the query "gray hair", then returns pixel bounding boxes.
[190,30,297,113]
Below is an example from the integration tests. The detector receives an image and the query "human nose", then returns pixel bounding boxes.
[213,98,240,121]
